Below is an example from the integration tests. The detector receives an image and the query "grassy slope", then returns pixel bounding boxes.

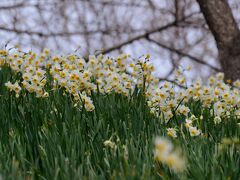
[0,67,239,180]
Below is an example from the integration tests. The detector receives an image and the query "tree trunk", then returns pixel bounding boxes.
[196,0,240,81]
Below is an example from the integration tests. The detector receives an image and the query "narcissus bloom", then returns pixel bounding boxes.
[189,126,201,137]
[154,137,186,173]
[167,128,177,138]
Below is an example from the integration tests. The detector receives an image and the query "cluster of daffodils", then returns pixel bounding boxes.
[184,115,201,137]
[166,115,201,138]
[0,49,157,112]
[147,74,240,120]
[4,81,21,97]
[2,50,48,98]
[146,72,240,138]
[154,137,186,172]
[1,49,240,122]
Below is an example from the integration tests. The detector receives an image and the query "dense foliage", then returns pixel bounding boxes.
[0,49,239,179]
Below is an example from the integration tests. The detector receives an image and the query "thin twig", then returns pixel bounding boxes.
[147,37,221,72]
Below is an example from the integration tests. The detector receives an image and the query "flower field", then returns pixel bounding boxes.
[0,49,239,179]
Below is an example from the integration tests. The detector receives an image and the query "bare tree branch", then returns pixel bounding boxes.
[94,11,202,55]
[97,21,178,55]
[0,26,147,37]
[159,78,187,89]
[147,37,221,71]
[0,3,25,10]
